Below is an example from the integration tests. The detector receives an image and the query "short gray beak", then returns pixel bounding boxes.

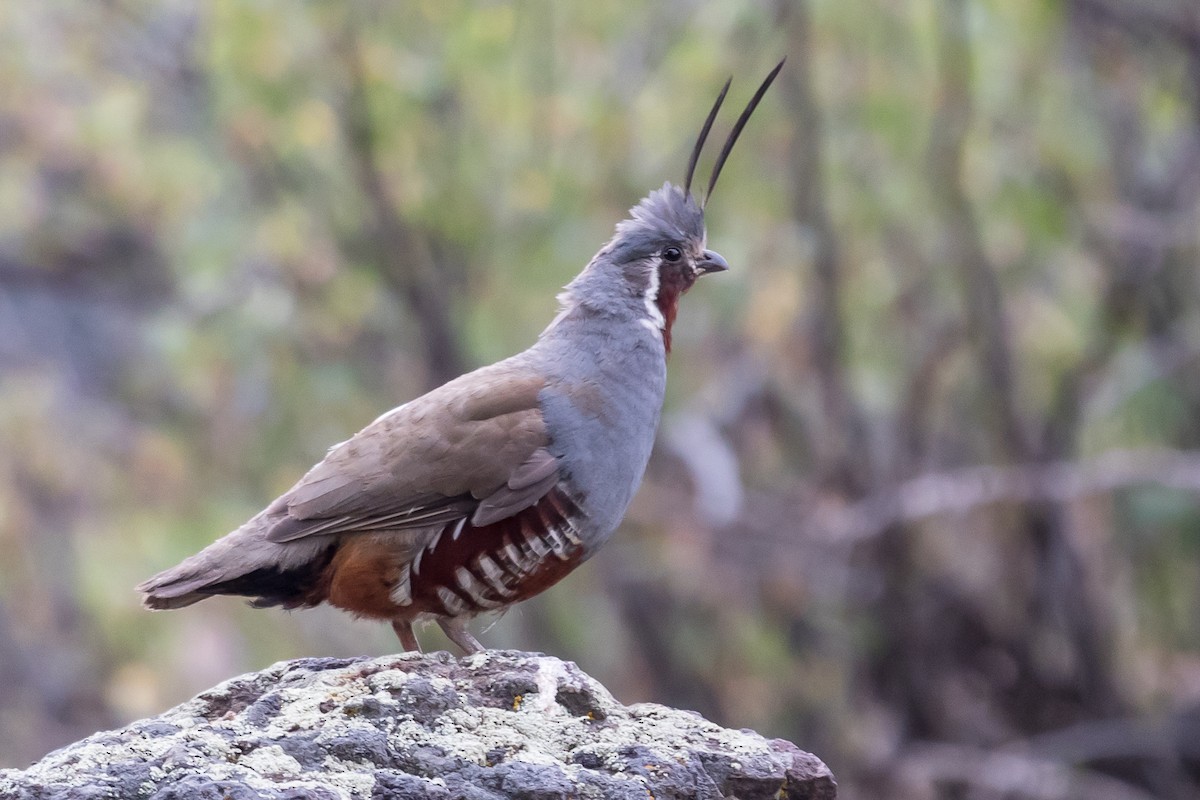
[697,250,729,274]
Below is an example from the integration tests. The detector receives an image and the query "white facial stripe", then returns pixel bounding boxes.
[643,261,666,330]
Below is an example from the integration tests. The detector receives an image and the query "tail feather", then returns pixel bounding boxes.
[138,585,209,610]
[136,566,220,609]
[137,514,336,610]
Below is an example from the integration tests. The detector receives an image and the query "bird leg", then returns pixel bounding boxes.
[392,619,421,652]
[437,617,485,654]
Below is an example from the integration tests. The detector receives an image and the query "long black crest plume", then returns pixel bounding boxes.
[684,77,731,199]
[703,58,786,208]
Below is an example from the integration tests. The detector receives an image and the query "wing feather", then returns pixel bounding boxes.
[472,448,562,527]
[263,363,560,543]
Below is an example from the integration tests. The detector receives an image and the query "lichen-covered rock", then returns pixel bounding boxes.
[0,650,836,800]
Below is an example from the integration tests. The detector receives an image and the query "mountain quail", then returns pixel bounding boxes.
[138,62,783,654]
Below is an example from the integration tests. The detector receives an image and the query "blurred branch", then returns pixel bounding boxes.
[812,448,1200,545]
[1014,707,1200,795]
[707,447,1200,610]
[897,742,1158,800]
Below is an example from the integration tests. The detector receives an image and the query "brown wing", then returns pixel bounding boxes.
[265,363,560,543]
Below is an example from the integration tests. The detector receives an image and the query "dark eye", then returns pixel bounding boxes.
[663,247,682,262]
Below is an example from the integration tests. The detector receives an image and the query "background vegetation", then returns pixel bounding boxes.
[2,1,1199,797]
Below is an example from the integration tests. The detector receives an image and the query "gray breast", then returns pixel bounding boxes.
[531,319,667,548]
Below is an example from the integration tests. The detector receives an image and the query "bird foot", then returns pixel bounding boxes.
[392,620,422,652]
[437,617,485,654]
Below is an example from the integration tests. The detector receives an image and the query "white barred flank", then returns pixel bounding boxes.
[391,564,413,606]
[403,487,589,616]
[474,554,517,598]
[436,585,467,615]
[455,566,505,610]
[450,529,584,613]
[499,536,525,576]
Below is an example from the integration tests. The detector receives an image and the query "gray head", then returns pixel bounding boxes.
[555,61,785,351]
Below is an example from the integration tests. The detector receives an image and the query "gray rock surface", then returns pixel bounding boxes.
[0,650,836,800]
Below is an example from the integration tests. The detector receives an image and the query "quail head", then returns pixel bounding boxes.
[138,62,784,654]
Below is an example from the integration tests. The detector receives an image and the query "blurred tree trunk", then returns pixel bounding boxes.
[775,0,871,497]
[335,22,467,387]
